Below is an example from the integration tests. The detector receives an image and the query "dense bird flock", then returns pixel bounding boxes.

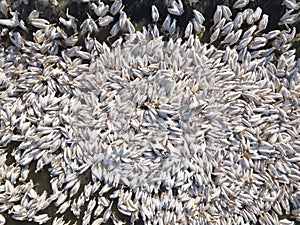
[0,0,300,224]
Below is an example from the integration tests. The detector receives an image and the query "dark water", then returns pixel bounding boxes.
[4,0,300,53]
